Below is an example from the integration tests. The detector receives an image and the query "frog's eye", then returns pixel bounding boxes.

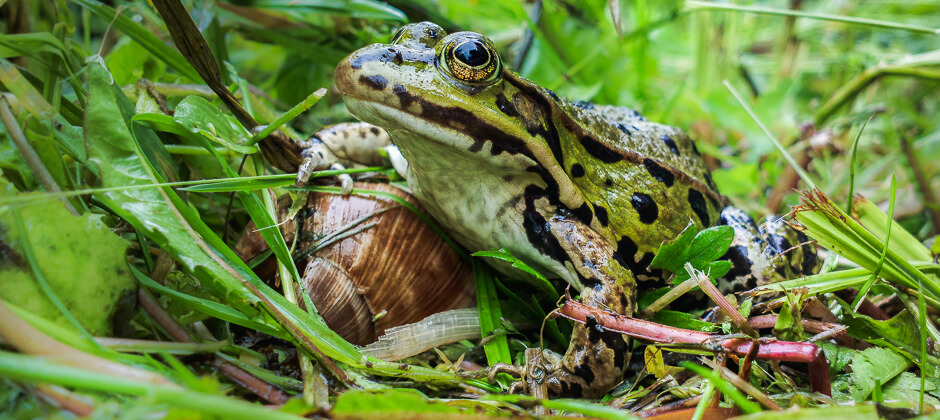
[439,33,501,85]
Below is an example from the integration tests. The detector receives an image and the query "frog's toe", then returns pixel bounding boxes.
[331,163,355,195]
[296,139,336,186]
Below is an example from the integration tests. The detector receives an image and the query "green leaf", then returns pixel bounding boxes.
[688,225,734,265]
[83,61,362,367]
[473,248,559,301]
[650,222,697,272]
[816,341,856,374]
[651,223,733,284]
[73,0,202,83]
[0,196,134,336]
[173,96,257,154]
[472,261,512,367]
[851,346,911,401]
[842,309,935,372]
[880,371,940,406]
[773,297,804,341]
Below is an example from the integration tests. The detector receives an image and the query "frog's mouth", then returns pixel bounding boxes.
[341,96,466,149]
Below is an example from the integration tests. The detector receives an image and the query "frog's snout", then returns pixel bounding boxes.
[335,45,436,100]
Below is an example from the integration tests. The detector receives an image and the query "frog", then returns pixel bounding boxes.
[320,21,819,398]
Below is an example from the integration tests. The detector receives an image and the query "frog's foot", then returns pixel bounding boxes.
[488,348,550,397]
[542,314,632,398]
[296,136,354,194]
[296,122,396,193]
[717,207,821,294]
[536,214,635,398]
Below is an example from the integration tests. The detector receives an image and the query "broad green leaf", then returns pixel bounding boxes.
[852,346,910,401]
[688,225,734,265]
[842,309,937,373]
[0,197,134,336]
[651,223,733,284]
[650,222,697,271]
[880,371,939,406]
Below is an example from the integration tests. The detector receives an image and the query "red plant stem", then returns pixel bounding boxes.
[748,314,853,346]
[557,300,831,396]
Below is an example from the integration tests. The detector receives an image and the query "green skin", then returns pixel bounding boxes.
[333,22,814,398]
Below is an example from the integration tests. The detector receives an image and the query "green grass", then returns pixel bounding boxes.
[0,0,938,417]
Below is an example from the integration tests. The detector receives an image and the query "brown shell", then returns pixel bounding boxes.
[235,182,475,345]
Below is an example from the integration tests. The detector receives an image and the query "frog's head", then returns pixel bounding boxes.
[335,22,553,161]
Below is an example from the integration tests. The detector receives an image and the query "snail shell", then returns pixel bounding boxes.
[236,182,475,346]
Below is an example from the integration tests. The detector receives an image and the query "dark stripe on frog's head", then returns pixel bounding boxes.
[387,83,539,159]
[348,46,418,69]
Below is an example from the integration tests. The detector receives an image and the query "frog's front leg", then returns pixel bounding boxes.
[297,122,400,192]
[540,213,636,398]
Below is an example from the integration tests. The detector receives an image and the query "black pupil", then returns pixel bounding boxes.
[454,41,489,67]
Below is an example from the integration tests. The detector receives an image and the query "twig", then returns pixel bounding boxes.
[701,358,783,411]
[138,287,290,403]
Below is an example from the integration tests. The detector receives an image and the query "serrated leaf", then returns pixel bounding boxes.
[880,371,940,405]
[852,346,911,401]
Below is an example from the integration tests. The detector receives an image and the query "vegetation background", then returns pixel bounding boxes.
[0,0,938,418]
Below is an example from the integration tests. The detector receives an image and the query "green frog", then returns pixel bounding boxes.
[321,22,819,398]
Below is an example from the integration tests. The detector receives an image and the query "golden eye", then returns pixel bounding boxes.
[439,34,501,85]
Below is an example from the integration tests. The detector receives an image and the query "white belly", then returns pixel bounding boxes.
[395,136,578,287]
